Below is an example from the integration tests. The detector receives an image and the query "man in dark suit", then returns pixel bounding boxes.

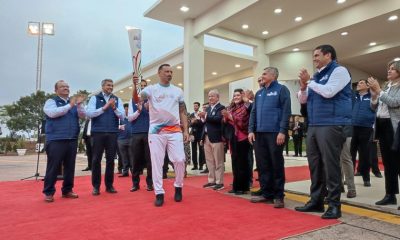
[189,102,205,170]
[199,90,226,191]
[81,119,92,171]
[292,115,304,157]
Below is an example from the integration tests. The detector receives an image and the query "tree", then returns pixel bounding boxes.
[0,91,54,136]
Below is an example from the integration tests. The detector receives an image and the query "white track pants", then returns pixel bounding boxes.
[149,133,185,195]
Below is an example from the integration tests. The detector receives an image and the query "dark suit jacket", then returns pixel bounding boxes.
[82,120,91,140]
[189,112,204,141]
[202,103,225,143]
[292,121,304,138]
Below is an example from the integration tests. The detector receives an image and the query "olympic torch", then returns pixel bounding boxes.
[126,26,142,102]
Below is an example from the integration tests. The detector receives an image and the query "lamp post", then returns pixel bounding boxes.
[28,22,54,91]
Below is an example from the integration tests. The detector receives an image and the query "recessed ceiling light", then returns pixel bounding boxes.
[178,83,183,86]
[212,72,218,75]
[235,64,241,68]
[262,30,269,35]
[292,48,300,52]
[388,15,398,21]
[180,6,189,12]
[176,65,182,69]
[274,8,282,14]
[242,24,249,29]
[369,42,377,46]
[394,57,400,61]
[294,16,303,22]
[146,79,151,82]
[128,86,132,89]
[119,90,124,93]
[337,0,346,4]
[340,31,348,36]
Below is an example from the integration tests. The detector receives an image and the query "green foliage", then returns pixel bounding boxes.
[0,91,54,135]
[0,89,90,138]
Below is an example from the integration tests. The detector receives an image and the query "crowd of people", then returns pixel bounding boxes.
[42,44,400,218]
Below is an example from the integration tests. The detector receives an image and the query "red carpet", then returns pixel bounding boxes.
[0,168,338,240]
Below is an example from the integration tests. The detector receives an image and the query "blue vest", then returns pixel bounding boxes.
[130,99,150,134]
[91,93,119,133]
[307,61,352,126]
[254,80,284,132]
[118,118,132,140]
[352,92,376,127]
[45,96,80,142]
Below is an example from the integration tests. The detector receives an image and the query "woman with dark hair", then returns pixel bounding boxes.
[222,89,252,194]
[368,60,400,209]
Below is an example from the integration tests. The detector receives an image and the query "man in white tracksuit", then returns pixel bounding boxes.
[139,63,189,207]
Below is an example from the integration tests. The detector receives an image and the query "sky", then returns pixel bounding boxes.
[0,0,184,106]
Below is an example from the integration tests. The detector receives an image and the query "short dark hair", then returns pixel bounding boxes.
[315,44,337,60]
[123,103,129,108]
[233,88,244,94]
[202,102,209,106]
[193,102,200,106]
[158,64,171,72]
[358,79,367,84]
[101,79,113,86]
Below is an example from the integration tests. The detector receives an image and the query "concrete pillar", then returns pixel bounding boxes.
[183,19,205,110]
[252,41,269,91]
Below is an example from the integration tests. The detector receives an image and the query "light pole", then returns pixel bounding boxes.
[27,22,54,91]
[21,22,54,181]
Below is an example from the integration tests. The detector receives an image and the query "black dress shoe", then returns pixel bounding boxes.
[364,181,371,187]
[82,167,91,171]
[200,169,209,174]
[92,188,100,196]
[155,194,164,207]
[191,166,198,170]
[373,172,383,178]
[321,206,341,219]
[146,185,154,191]
[251,189,262,196]
[375,194,397,205]
[106,186,118,194]
[118,173,129,177]
[174,187,182,202]
[228,189,236,194]
[130,186,140,192]
[235,191,245,195]
[295,201,325,213]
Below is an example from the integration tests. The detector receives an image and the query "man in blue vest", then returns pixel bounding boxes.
[117,103,132,177]
[128,83,153,192]
[295,44,352,219]
[351,79,378,186]
[42,80,86,202]
[248,67,291,208]
[86,79,125,196]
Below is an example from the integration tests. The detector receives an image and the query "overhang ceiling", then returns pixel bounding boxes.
[145,0,400,81]
[116,48,255,101]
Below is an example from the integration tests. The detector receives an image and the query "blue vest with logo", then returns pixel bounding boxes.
[307,61,352,126]
[352,92,376,127]
[91,93,119,133]
[45,96,80,142]
[130,99,150,134]
[254,80,284,132]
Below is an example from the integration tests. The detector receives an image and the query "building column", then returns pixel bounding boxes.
[252,41,269,90]
[183,19,205,109]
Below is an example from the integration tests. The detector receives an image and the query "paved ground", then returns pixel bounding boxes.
[0,152,399,239]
